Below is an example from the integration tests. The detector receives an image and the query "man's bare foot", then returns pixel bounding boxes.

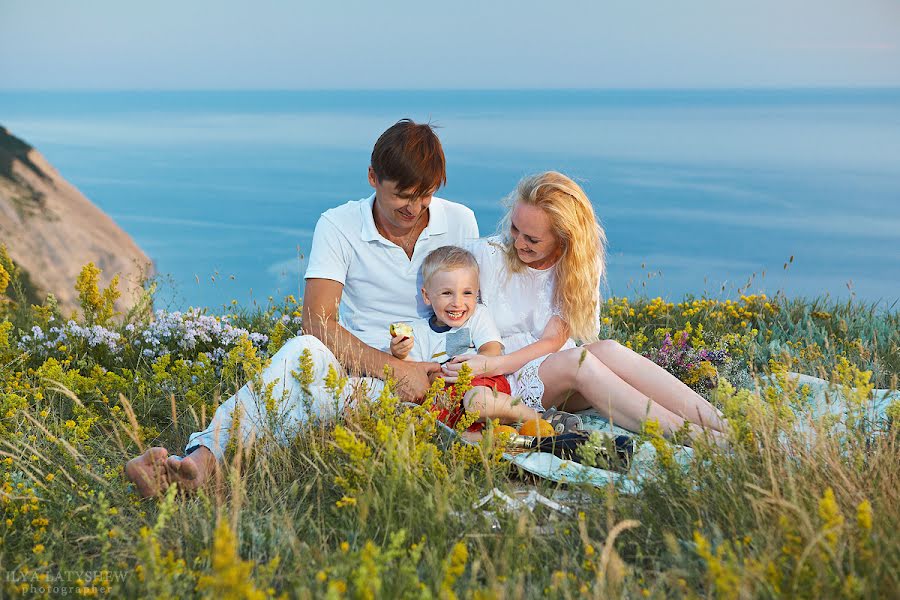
[163,446,216,494]
[125,447,171,498]
[126,446,217,498]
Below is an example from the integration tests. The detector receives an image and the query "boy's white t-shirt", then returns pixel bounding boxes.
[304,194,479,351]
[406,305,502,363]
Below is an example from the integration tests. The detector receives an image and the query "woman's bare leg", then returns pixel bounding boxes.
[586,340,728,432]
[463,386,540,424]
[538,348,720,441]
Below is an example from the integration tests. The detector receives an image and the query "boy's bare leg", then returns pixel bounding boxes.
[463,386,540,425]
[125,445,217,498]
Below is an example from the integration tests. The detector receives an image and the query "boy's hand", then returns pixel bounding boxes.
[390,333,414,360]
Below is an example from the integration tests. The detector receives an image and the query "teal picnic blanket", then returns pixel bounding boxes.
[460,373,898,491]
[500,413,690,493]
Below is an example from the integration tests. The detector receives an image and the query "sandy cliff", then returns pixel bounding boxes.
[0,126,152,314]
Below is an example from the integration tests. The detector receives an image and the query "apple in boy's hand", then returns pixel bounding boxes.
[390,322,414,339]
[389,322,415,360]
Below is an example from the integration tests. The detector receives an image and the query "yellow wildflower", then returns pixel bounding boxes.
[441,541,468,598]
[195,519,267,600]
[856,500,872,531]
[0,261,9,295]
[693,531,740,600]
[328,580,347,595]
[74,262,120,325]
[293,347,315,391]
[324,364,348,400]
[642,419,674,469]
[818,488,844,551]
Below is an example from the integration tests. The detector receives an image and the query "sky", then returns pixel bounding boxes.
[0,0,898,89]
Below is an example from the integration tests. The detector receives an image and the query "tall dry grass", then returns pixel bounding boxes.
[1,257,897,598]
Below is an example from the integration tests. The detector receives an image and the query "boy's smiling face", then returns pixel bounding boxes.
[421,267,479,328]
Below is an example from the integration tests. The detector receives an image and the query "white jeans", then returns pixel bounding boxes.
[185,335,385,461]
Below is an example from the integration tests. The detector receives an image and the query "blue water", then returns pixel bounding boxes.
[2,89,899,309]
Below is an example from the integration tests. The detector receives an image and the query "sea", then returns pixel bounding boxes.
[1,89,898,310]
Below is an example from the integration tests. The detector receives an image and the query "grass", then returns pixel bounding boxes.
[1,259,898,599]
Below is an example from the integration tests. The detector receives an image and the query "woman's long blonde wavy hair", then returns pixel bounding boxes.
[498,172,606,342]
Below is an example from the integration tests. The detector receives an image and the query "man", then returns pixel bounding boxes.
[125,119,479,497]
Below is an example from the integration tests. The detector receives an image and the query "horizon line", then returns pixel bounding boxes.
[2,85,900,94]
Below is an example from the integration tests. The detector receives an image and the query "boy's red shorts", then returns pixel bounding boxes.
[469,375,512,396]
[433,375,511,430]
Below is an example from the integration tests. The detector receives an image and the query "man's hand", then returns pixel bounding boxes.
[389,333,414,360]
[394,361,441,403]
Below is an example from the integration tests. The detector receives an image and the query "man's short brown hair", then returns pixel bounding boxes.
[371,119,447,198]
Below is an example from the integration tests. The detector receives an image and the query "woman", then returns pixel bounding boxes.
[443,172,727,440]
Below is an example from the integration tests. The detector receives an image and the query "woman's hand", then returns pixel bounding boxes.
[390,333,414,360]
[441,353,501,382]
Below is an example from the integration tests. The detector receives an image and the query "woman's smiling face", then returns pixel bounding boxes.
[510,202,562,270]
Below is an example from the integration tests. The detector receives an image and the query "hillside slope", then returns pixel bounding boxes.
[0,126,152,314]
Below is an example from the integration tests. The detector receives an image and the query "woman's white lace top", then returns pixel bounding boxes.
[467,237,577,356]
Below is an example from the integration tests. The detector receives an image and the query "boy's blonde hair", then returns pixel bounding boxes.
[421,246,480,287]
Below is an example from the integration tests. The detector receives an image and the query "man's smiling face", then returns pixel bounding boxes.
[369,167,433,236]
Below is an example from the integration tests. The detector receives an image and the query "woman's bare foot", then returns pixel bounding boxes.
[678,425,729,449]
[126,446,216,498]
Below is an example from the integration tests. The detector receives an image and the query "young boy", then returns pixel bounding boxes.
[390,245,553,428]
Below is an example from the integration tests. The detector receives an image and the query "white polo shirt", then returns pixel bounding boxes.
[304,194,479,351]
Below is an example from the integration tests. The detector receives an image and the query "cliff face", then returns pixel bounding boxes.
[0,126,152,314]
